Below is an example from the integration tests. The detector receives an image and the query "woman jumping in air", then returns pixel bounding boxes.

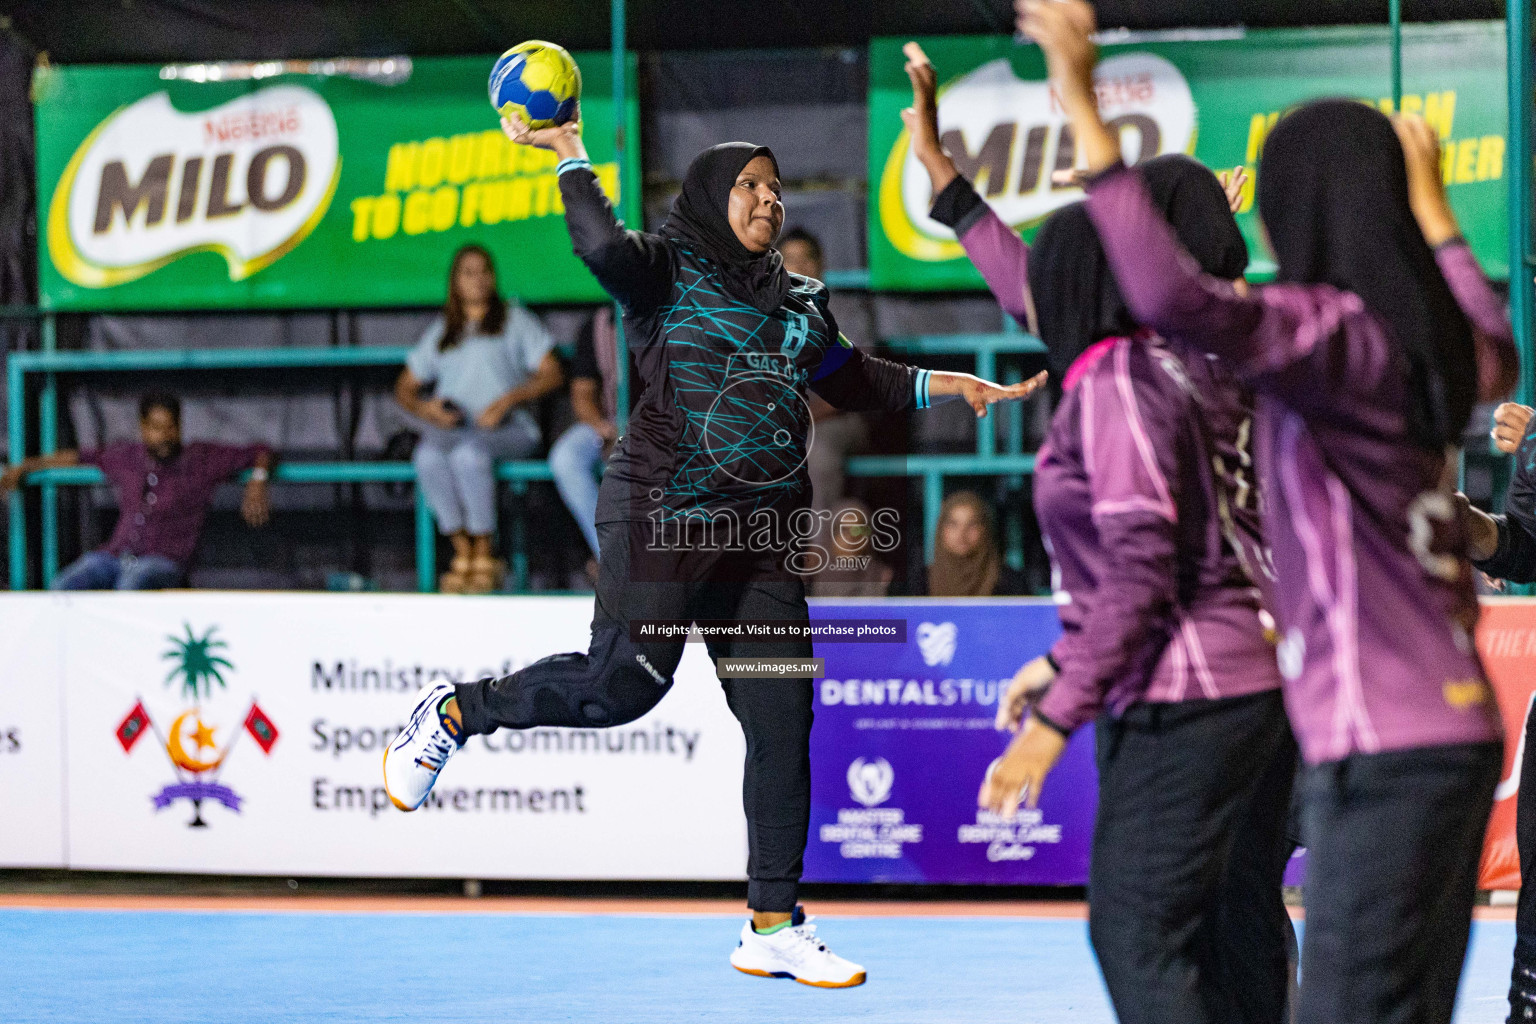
[384,105,1046,987]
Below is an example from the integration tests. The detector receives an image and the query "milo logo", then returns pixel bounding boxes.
[47,85,340,288]
[879,53,1195,261]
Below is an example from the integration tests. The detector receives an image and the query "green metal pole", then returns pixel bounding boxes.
[7,347,25,590]
[611,0,630,431]
[975,345,996,457]
[923,472,942,566]
[1511,0,1534,409]
[1003,365,1024,571]
[511,478,529,591]
[415,489,435,593]
[38,379,56,585]
[1389,0,1403,109]
[39,314,57,587]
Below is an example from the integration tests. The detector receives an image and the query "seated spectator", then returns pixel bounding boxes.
[780,228,871,512]
[550,305,618,582]
[902,490,1027,597]
[394,243,562,594]
[807,498,894,597]
[0,393,271,590]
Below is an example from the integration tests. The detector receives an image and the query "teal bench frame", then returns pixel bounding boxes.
[7,323,1045,593]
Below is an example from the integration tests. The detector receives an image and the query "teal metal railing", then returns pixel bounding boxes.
[1510,2,1533,409]
[6,328,1047,592]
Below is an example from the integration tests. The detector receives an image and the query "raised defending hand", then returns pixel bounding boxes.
[1017,1,1118,174]
[1492,403,1535,454]
[1217,166,1248,214]
[995,655,1058,732]
[979,717,1067,817]
[1393,114,1459,247]
[502,108,585,161]
[1016,0,1098,110]
[900,44,945,165]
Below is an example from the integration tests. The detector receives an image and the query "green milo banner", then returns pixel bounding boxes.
[871,22,1510,289]
[34,54,640,310]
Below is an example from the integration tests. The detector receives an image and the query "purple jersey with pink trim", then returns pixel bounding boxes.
[1085,163,1513,764]
[946,183,1279,733]
[1031,335,1281,733]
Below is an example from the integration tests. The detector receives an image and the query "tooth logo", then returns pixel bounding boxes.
[916,621,958,667]
[47,85,341,288]
[880,53,1195,261]
[847,757,895,808]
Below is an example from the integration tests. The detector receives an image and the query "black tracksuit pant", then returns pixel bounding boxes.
[1089,689,1298,1024]
[1514,702,1536,1023]
[454,520,814,912]
[1297,741,1502,1024]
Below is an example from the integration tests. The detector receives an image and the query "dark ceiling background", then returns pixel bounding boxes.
[2,0,1507,63]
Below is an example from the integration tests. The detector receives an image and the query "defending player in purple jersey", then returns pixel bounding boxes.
[901,44,1296,1024]
[1018,3,1519,1021]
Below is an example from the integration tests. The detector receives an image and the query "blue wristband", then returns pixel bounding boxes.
[915,369,932,410]
[556,157,593,177]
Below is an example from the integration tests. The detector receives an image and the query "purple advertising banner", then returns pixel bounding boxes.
[804,599,1096,885]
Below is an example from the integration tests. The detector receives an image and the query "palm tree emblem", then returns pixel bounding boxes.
[163,623,232,702]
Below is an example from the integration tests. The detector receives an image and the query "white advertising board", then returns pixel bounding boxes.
[9,592,749,878]
[0,594,67,867]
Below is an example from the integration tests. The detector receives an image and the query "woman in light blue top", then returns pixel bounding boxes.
[394,244,563,592]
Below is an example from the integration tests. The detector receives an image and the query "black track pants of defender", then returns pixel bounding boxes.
[453,623,680,735]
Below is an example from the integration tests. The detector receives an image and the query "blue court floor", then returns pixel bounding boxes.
[0,908,1517,1023]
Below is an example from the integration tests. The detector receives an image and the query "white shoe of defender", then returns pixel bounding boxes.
[383,682,463,811]
[729,907,866,988]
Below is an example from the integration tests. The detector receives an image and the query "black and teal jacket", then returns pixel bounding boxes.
[1476,418,1536,582]
[558,160,928,526]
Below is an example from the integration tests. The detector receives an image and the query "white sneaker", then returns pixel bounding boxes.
[383,683,463,811]
[729,907,866,988]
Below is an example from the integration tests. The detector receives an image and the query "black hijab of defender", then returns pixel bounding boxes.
[1027,153,1249,379]
[1258,98,1475,451]
[663,141,792,315]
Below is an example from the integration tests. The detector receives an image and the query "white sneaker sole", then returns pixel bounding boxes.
[382,748,417,812]
[731,962,867,988]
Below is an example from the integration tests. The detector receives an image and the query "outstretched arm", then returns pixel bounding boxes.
[808,295,1048,414]
[928,369,1048,415]
[504,112,674,316]
[0,449,80,493]
[1395,116,1519,404]
[810,342,1045,416]
[904,41,1034,328]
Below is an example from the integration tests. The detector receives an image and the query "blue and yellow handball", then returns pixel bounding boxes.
[489,41,581,130]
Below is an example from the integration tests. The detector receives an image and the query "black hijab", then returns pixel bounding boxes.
[1027,154,1249,379]
[663,142,791,315]
[1257,99,1474,451]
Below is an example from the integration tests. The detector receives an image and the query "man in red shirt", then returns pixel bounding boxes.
[0,393,272,589]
